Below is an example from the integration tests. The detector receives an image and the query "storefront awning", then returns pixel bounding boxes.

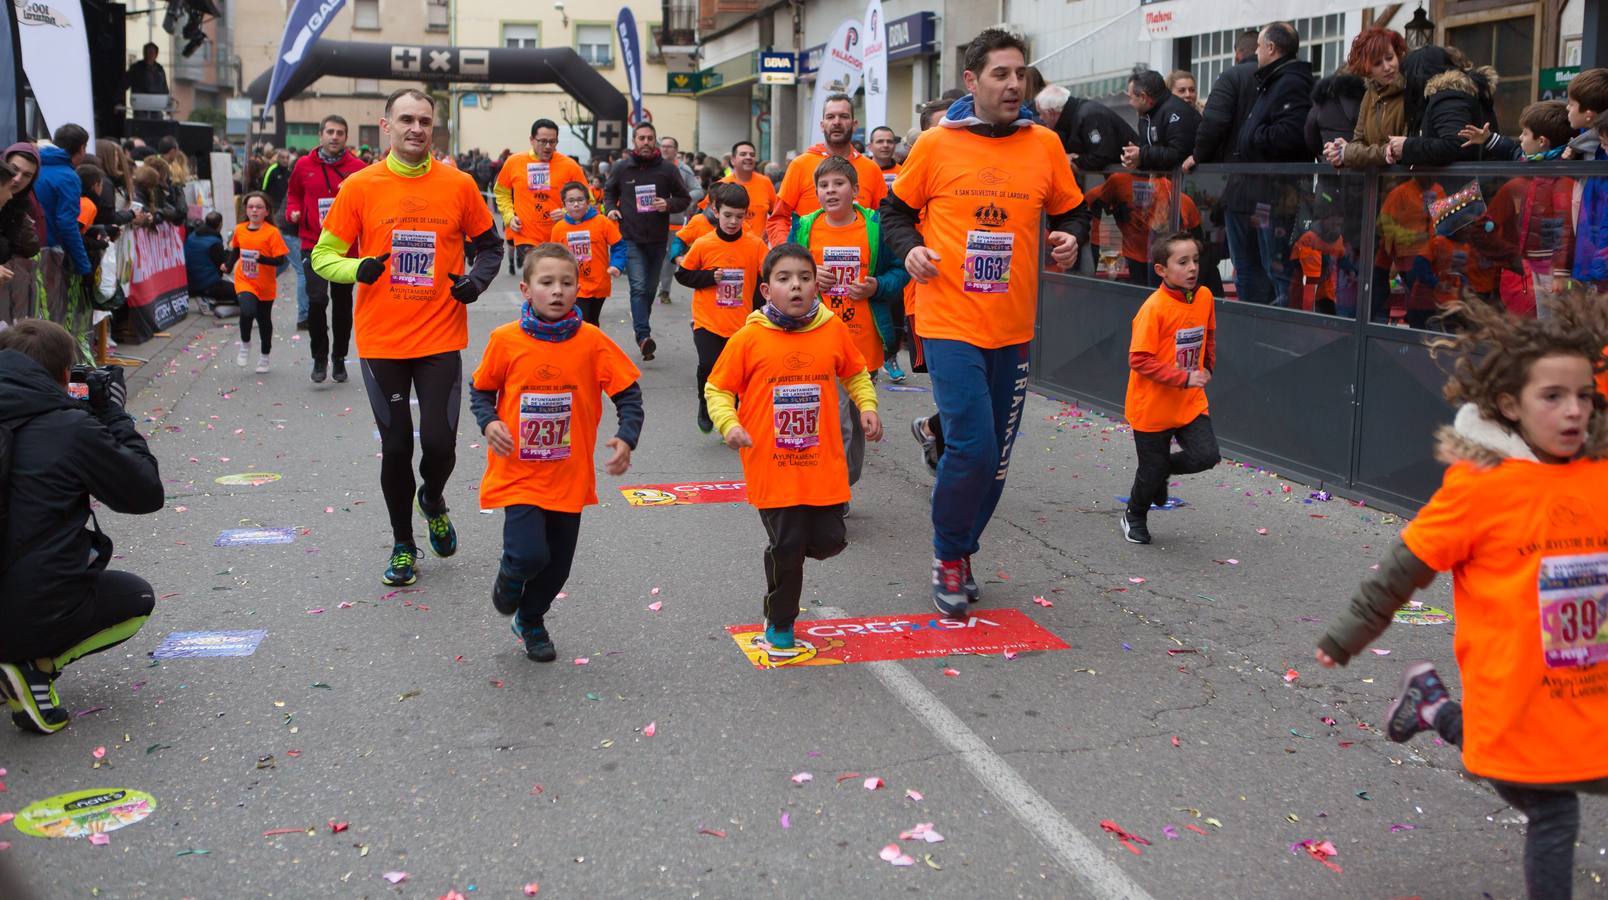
[1139,0,1375,41]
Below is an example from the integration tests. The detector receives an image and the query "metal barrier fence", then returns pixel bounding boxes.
[1030,161,1608,516]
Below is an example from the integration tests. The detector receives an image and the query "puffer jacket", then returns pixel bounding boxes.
[1305,72,1365,158]
[1340,77,1407,167]
[1401,66,1501,166]
[1136,92,1200,171]
[1193,58,1259,164]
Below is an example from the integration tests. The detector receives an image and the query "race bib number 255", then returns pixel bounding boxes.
[772,384,821,451]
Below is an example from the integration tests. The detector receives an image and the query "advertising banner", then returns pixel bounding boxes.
[860,0,888,130]
[14,0,96,143]
[617,7,644,125]
[810,18,864,142]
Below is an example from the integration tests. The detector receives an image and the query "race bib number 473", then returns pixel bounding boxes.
[519,392,574,462]
[963,230,1012,294]
[823,246,860,298]
[772,383,821,451]
[390,230,438,289]
[1538,552,1608,669]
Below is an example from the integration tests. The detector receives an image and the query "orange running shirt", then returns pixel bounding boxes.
[879,162,901,194]
[551,214,623,299]
[700,173,777,239]
[231,222,290,300]
[320,160,495,360]
[1403,458,1608,783]
[472,321,640,513]
[776,149,888,224]
[497,151,588,246]
[1124,285,1215,432]
[706,316,867,509]
[892,124,1082,348]
[804,215,882,371]
[1088,173,1174,264]
[675,212,715,255]
[77,197,95,233]
[682,230,768,337]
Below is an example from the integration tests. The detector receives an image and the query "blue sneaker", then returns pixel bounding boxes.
[883,357,907,383]
[1384,661,1450,743]
[382,543,420,586]
[416,487,458,558]
[512,612,557,662]
[764,623,795,650]
[932,558,969,619]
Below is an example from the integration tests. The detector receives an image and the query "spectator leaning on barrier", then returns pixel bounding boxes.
[1122,68,1200,171]
[1325,27,1408,168]
[1306,69,1365,158]
[1186,31,1260,170]
[1386,46,1499,167]
[1,145,41,324]
[1046,86,1140,173]
[33,125,93,277]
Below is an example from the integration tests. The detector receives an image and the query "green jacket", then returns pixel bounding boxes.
[789,204,909,346]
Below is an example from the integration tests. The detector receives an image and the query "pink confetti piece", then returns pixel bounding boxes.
[905,789,923,802]
[574,657,589,665]
[647,601,663,612]
[556,592,568,600]
[780,812,791,829]
[324,507,334,514]
[942,668,959,677]
[0,813,12,825]
[523,883,540,897]
[1369,648,1391,656]
[1128,577,1146,584]
[1389,823,1416,833]
[92,746,106,760]
[643,721,657,737]
[88,833,109,846]
[650,587,661,596]
[306,608,325,615]
[1033,596,1053,608]
[382,871,408,885]
[1162,825,1180,839]
[879,844,916,866]
[1256,528,1269,535]
[1283,669,1300,683]
[173,505,188,513]
[864,777,884,791]
[899,822,945,843]
[337,602,354,609]
[1002,650,1019,660]
[791,772,814,784]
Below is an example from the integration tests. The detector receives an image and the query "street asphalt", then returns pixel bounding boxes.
[0,261,1595,899]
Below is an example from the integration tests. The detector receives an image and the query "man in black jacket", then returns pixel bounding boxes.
[0,320,164,734]
[603,122,693,361]
[1121,69,1199,171]
[1044,86,1140,173]
[1226,22,1314,305]
[1187,31,1261,169]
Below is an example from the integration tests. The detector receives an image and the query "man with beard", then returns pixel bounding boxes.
[700,140,775,240]
[766,95,888,245]
[286,114,366,383]
[603,122,693,360]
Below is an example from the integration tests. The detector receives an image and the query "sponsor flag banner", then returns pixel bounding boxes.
[619,481,748,506]
[811,18,864,143]
[265,0,350,111]
[728,608,1070,669]
[15,0,96,143]
[617,7,644,125]
[123,221,189,342]
[860,0,888,131]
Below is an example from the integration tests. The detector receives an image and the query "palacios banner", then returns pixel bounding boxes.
[265,0,350,112]
[14,0,96,143]
[860,0,888,131]
[810,18,863,142]
[617,7,644,125]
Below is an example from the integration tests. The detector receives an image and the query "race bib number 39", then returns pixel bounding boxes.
[1174,325,1205,371]
[239,249,260,280]
[1538,552,1608,669]
[527,162,551,192]
[635,184,657,213]
[823,247,860,298]
[519,392,574,462]
[716,268,746,307]
[772,384,821,451]
[390,230,438,289]
[964,230,1013,294]
[567,232,593,262]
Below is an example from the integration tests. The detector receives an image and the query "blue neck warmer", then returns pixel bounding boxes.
[520,302,582,342]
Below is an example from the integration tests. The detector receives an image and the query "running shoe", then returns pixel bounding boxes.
[332,359,348,383]
[1121,512,1152,544]
[639,336,657,361]
[1384,661,1450,743]
[416,487,458,558]
[883,357,907,383]
[236,341,249,367]
[697,404,714,434]
[255,354,271,374]
[492,572,522,616]
[0,675,20,715]
[764,622,796,650]
[512,612,557,662]
[960,555,980,602]
[932,558,968,618]
[382,543,420,587]
[311,360,327,384]
[911,416,938,473]
[0,661,68,734]
[657,290,671,305]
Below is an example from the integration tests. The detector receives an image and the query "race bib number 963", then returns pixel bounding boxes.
[1538,552,1608,669]
[519,392,574,462]
[963,231,1012,294]
[772,384,821,451]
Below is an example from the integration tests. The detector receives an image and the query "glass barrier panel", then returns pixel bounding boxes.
[1077,169,1179,286]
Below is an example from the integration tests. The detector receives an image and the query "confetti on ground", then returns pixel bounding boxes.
[905,789,923,802]
[1100,820,1151,855]
[524,884,540,897]
[698,827,726,838]
[1128,577,1146,584]
[1033,596,1053,607]
[1370,648,1391,656]
[899,822,945,843]
[864,777,884,791]
[643,721,657,737]
[647,601,663,612]
[791,773,813,784]
[942,668,959,677]
[879,843,916,866]
[1284,669,1300,683]
[1292,839,1343,873]
[88,833,110,846]
[574,658,589,666]
[383,871,408,884]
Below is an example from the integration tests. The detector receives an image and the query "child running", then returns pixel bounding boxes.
[675,182,767,434]
[1316,296,1608,900]
[704,244,882,652]
[469,243,644,661]
[549,181,624,326]
[230,191,291,373]
[1121,232,1221,544]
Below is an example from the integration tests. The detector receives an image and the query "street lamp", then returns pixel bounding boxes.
[1405,4,1435,50]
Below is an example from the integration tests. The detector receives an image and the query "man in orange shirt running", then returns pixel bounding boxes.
[495,118,588,269]
[882,29,1089,618]
[699,140,774,240]
[766,95,887,245]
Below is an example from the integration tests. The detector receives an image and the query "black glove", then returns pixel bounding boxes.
[356,252,390,285]
[85,365,127,412]
[450,274,480,304]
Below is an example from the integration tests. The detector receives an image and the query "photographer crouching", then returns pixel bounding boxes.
[0,320,163,734]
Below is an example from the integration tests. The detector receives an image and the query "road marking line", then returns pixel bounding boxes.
[819,606,1155,900]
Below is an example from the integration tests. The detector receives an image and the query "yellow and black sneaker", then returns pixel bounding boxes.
[0,661,69,734]
[416,487,458,558]
[382,542,421,587]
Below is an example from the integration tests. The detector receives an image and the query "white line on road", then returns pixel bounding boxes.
[818,606,1155,900]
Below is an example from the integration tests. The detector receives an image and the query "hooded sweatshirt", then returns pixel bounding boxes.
[33,144,91,274]
[0,142,41,263]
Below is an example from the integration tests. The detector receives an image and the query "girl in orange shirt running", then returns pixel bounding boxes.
[230,191,291,373]
[1316,296,1608,899]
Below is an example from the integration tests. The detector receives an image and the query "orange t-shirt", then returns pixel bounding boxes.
[1291,231,1346,301]
[878,162,901,194]
[231,222,290,300]
[472,321,640,513]
[675,211,715,254]
[77,197,96,233]
[1124,285,1215,432]
[804,215,882,371]
[706,316,867,509]
[551,213,622,299]
[775,148,887,230]
[1402,458,1608,783]
[701,173,777,240]
[893,124,1082,349]
[497,151,588,246]
[682,230,767,337]
[320,159,495,360]
[1089,173,1174,264]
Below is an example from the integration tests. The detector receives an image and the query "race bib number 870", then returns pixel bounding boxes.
[963,230,1012,294]
[1538,552,1608,669]
[519,392,574,462]
[772,384,821,451]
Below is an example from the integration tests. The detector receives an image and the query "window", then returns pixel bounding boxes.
[1188,14,1348,90]
[359,125,380,149]
[353,77,381,95]
[353,0,379,30]
[576,23,613,67]
[647,23,664,63]
[503,22,540,49]
[285,122,320,151]
[1448,16,1536,131]
[426,0,448,32]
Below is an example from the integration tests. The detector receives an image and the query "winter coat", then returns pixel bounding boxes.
[1305,73,1365,158]
[1236,55,1316,164]
[33,145,91,274]
[1136,92,1200,171]
[602,154,693,245]
[284,151,366,250]
[1401,66,1501,166]
[1339,77,1407,167]
[0,350,163,658]
[1574,144,1608,282]
[1054,97,1140,172]
[1193,58,1259,164]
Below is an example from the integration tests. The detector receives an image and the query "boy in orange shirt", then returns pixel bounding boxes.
[469,244,644,662]
[1317,296,1608,899]
[704,244,883,652]
[675,182,768,434]
[229,191,292,374]
[1122,232,1220,545]
[549,181,624,326]
[789,156,908,485]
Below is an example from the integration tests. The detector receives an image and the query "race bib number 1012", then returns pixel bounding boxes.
[390,230,438,289]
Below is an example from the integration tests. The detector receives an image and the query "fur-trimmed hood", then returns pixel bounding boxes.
[1423,65,1499,100]
[1434,403,1608,467]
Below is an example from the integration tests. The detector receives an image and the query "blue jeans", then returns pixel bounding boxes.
[278,240,311,321]
[623,240,667,343]
[926,339,1031,560]
[1225,211,1284,306]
